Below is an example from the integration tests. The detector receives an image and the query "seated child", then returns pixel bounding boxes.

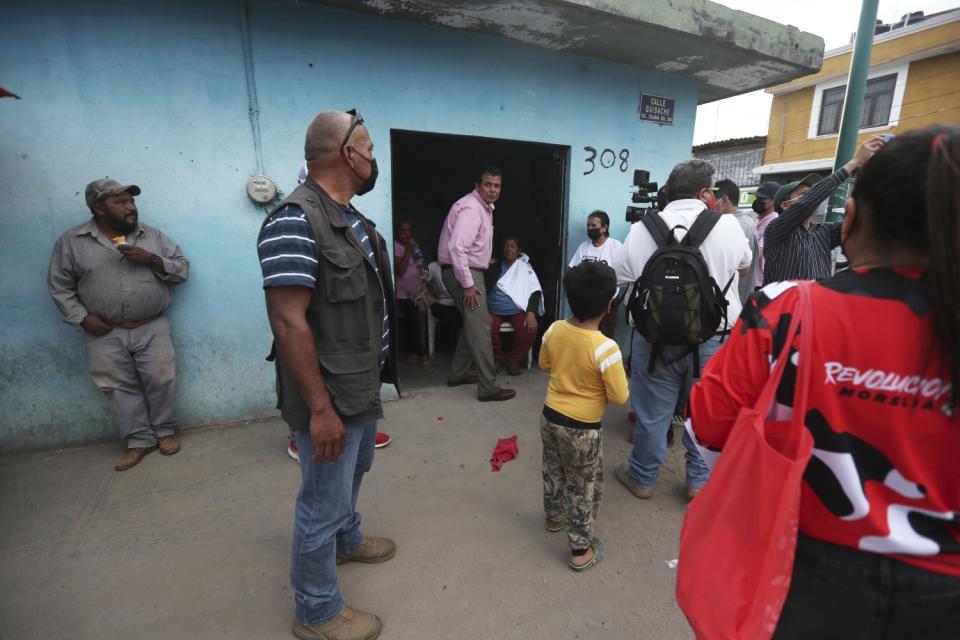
[538,262,629,571]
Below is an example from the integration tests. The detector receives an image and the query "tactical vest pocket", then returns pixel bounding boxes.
[320,248,367,302]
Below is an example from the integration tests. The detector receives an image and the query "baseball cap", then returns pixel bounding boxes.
[85,178,141,208]
[774,174,821,212]
[755,181,780,200]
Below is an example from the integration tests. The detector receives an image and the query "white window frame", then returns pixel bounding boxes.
[807,61,910,140]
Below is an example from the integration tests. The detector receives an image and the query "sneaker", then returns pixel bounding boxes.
[292,606,382,640]
[336,536,397,565]
[506,362,523,376]
[615,463,654,499]
[287,439,300,462]
[374,432,391,449]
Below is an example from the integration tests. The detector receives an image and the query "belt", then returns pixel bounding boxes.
[440,264,484,271]
[110,314,161,330]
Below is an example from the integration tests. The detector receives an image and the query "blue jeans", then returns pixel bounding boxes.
[291,419,377,625]
[627,333,722,490]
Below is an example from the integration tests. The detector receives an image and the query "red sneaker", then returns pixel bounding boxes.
[287,439,299,462]
[375,432,392,449]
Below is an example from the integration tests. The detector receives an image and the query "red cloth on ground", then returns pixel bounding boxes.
[490,435,518,472]
[490,312,535,365]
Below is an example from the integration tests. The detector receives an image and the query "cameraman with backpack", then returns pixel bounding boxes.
[612,159,751,500]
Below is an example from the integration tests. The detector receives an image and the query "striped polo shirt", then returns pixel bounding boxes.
[762,168,847,284]
[257,204,390,367]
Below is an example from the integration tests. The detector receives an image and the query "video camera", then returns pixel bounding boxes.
[625,169,662,223]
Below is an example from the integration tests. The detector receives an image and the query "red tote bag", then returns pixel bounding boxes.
[677,281,815,640]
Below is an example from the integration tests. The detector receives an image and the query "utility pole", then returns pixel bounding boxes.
[827,0,880,241]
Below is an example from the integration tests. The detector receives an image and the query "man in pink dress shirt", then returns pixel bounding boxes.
[438,167,516,402]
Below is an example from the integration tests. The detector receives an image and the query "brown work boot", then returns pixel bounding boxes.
[158,435,181,455]
[336,536,397,565]
[292,606,382,640]
[478,387,516,402]
[615,463,654,499]
[114,446,157,471]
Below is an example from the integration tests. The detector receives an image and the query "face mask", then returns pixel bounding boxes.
[357,158,378,196]
[752,199,766,215]
[397,231,412,243]
[701,190,717,210]
[348,149,379,196]
[587,228,602,241]
[840,200,856,257]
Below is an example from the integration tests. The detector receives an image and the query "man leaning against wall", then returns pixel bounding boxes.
[47,179,189,471]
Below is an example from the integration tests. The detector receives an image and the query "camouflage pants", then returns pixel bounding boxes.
[540,415,603,550]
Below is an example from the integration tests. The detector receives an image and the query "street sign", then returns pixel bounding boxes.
[638,94,674,125]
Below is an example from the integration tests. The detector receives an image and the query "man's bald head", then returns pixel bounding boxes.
[304,111,352,161]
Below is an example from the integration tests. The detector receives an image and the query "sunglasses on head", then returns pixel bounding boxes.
[340,108,365,150]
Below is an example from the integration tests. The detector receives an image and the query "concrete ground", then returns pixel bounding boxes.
[0,358,695,640]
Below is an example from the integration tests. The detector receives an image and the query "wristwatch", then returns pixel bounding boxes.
[149,254,162,268]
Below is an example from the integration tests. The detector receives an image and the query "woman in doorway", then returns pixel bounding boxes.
[688,125,959,638]
[394,220,432,369]
[568,210,622,339]
[486,237,545,376]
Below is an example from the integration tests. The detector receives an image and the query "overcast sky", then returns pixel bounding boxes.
[692,0,959,145]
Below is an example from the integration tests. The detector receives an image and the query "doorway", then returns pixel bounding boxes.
[390,130,569,379]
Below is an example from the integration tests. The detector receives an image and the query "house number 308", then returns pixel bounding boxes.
[583,147,629,175]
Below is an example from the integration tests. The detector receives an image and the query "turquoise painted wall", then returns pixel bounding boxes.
[0,0,697,451]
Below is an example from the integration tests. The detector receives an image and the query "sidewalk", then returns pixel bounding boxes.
[0,364,694,640]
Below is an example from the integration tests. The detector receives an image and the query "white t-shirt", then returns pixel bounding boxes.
[568,237,622,268]
[612,199,752,327]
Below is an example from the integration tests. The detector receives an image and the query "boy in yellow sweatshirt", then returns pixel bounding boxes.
[539,262,629,571]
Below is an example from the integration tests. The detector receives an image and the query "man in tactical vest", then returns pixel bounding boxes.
[258,110,397,640]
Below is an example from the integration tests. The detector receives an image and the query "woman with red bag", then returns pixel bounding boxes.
[686,125,960,639]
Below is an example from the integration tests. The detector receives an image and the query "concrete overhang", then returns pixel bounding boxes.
[303,0,825,103]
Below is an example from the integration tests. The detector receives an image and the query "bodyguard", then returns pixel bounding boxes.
[258,110,397,640]
[48,179,189,471]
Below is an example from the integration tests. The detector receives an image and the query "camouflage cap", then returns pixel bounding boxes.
[85,178,141,208]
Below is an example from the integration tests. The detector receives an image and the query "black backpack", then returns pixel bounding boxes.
[626,210,734,376]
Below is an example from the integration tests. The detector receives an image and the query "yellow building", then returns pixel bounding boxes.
[758,8,960,182]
